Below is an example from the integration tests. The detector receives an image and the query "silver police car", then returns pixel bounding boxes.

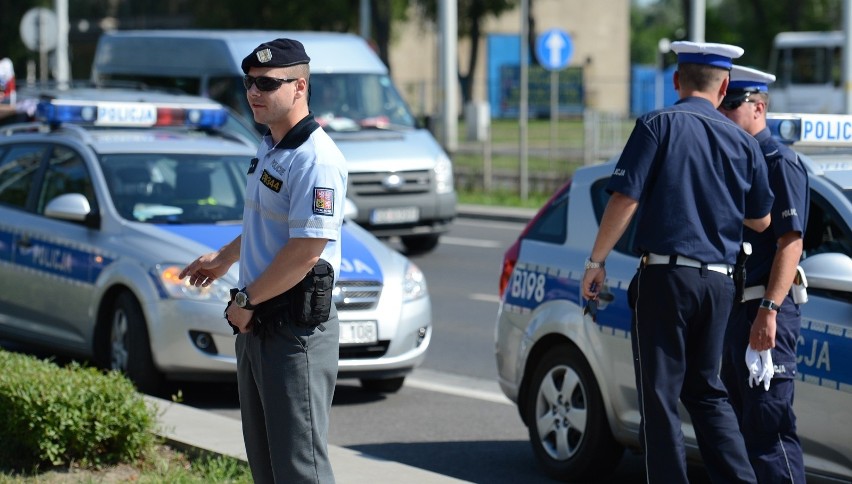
[0,89,431,394]
[494,113,852,482]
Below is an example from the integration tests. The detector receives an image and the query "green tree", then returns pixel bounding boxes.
[415,0,518,104]
[705,0,842,68]
[631,0,843,69]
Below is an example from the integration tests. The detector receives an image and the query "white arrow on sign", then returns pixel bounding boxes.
[546,31,566,69]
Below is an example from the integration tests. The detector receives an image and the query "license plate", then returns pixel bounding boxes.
[370,207,419,225]
[96,102,157,127]
[339,321,378,345]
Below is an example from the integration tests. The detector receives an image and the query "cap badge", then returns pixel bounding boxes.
[256,48,273,64]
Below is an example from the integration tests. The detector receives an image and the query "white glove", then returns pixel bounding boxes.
[745,346,762,388]
[745,346,774,391]
[757,350,774,391]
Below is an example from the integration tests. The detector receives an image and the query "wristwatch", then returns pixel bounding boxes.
[584,258,605,270]
[234,288,257,310]
[758,298,780,311]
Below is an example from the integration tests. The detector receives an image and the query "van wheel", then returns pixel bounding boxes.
[360,376,405,393]
[401,234,439,254]
[525,345,623,481]
[110,291,164,395]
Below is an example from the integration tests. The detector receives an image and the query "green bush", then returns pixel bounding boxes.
[0,350,155,470]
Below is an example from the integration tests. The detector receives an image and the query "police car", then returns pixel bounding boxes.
[0,89,431,395]
[494,113,852,482]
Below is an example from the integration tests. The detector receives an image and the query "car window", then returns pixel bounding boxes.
[0,144,47,210]
[526,188,569,244]
[37,146,96,215]
[802,190,852,258]
[591,177,638,255]
[100,154,247,224]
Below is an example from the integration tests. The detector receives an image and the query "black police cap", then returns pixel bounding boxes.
[241,38,311,74]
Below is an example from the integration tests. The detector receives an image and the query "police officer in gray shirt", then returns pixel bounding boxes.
[180,38,347,483]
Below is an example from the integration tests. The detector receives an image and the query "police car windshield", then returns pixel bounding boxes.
[100,154,247,224]
[308,73,416,132]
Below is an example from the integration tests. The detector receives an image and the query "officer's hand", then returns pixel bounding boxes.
[225,304,254,334]
[582,268,605,300]
[749,309,777,351]
[179,252,230,287]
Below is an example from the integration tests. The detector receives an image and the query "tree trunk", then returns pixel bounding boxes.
[370,0,393,72]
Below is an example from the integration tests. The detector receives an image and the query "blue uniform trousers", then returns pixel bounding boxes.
[629,264,756,484]
[236,306,339,484]
[721,295,805,484]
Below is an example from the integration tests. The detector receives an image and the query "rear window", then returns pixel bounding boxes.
[525,189,569,244]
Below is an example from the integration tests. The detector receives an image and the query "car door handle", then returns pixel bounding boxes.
[16,236,32,248]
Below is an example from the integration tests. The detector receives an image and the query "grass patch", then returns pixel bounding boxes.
[457,189,551,209]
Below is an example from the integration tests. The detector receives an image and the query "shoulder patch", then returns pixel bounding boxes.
[313,187,334,216]
[260,169,282,192]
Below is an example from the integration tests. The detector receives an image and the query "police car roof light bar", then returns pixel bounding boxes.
[767,113,852,147]
[35,99,228,130]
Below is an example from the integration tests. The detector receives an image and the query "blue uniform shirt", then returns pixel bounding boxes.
[608,97,774,265]
[744,128,809,285]
[240,114,348,287]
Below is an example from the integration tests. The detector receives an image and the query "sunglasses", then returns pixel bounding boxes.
[243,75,298,92]
[720,98,757,111]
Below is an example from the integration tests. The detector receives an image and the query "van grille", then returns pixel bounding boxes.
[335,280,382,311]
[349,170,432,196]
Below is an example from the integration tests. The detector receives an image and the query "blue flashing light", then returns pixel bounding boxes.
[35,99,228,130]
[767,113,852,147]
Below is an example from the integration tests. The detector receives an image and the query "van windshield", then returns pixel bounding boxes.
[307,73,417,132]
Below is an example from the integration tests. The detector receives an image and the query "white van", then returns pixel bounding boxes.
[768,31,843,114]
[92,30,456,253]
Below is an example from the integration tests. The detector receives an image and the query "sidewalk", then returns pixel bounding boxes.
[146,396,470,484]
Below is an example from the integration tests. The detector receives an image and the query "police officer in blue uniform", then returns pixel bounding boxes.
[719,65,808,484]
[582,41,774,483]
[180,38,347,483]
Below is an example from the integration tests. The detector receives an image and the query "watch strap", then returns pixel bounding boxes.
[759,298,780,311]
[237,287,258,310]
[585,258,605,270]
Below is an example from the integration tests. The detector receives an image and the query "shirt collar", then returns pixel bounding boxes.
[263,114,321,150]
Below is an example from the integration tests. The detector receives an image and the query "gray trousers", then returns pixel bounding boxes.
[236,307,339,484]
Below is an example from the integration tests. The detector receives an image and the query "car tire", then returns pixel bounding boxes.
[401,234,440,254]
[110,291,164,395]
[360,376,405,393]
[525,345,623,481]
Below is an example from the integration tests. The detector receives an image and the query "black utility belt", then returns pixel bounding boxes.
[228,259,335,336]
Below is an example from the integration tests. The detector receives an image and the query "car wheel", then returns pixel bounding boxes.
[360,376,405,393]
[110,291,164,395]
[401,234,440,254]
[525,345,623,481]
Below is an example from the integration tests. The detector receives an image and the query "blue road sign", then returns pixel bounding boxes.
[535,29,573,71]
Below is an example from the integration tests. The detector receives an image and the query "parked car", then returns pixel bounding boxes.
[494,113,852,482]
[0,89,431,395]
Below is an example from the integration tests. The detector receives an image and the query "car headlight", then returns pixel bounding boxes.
[154,264,234,302]
[403,261,428,302]
[434,154,455,194]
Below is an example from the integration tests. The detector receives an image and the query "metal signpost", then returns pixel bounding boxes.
[535,29,574,169]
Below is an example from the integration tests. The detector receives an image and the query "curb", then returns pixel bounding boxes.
[145,395,469,483]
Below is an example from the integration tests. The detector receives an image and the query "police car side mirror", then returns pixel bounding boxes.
[45,193,100,228]
[799,252,852,293]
